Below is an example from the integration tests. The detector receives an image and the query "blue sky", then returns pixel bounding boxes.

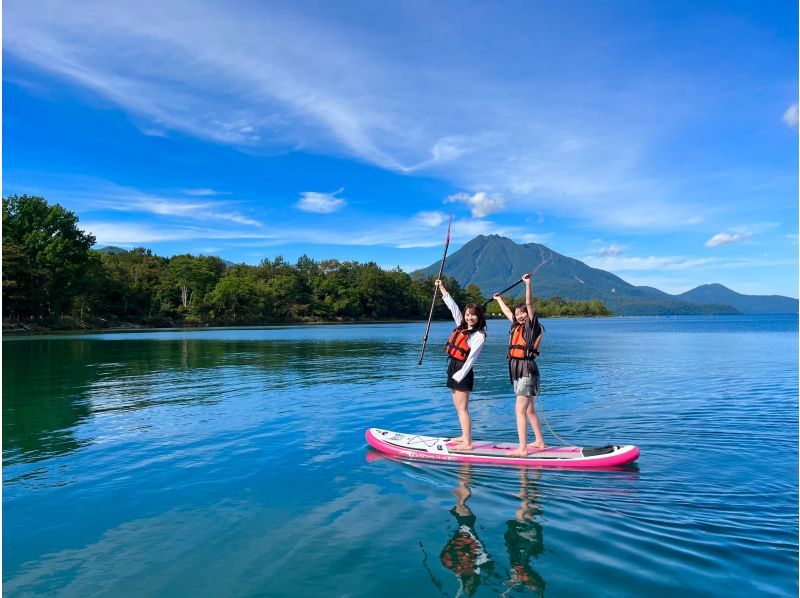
[4,0,798,297]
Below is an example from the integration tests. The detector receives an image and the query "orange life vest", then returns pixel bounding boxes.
[445,328,471,361]
[508,321,538,360]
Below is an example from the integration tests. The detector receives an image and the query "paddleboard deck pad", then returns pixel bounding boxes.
[366,428,639,468]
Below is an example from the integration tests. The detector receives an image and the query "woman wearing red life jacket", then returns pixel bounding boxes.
[436,278,487,452]
[492,273,545,457]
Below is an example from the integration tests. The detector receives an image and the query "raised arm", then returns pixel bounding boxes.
[524,273,535,320]
[493,292,515,321]
[436,279,463,326]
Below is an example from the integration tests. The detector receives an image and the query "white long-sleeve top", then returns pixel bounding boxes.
[443,292,486,383]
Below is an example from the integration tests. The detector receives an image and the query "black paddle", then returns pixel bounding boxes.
[418,213,453,365]
[482,257,551,308]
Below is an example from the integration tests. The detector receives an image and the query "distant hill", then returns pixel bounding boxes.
[677,284,798,315]
[95,245,127,254]
[415,235,797,315]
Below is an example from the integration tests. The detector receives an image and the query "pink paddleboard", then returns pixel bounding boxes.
[365,428,639,468]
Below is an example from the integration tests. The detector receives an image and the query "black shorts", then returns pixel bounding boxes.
[447,357,474,392]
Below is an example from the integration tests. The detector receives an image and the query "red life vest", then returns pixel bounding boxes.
[508,321,538,360]
[445,328,471,361]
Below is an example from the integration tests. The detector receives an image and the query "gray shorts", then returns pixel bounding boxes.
[513,375,540,397]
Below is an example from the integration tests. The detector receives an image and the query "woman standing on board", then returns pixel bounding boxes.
[493,273,545,456]
[436,278,487,452]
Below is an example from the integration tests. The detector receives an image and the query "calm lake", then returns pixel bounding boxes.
[4,315,798,597]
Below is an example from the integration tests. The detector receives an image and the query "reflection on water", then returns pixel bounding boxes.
[504,469,545,596]
[3,340,95,463]
[437,465,546,597]
[439,465,496,596]
[4,318,798,596]
[3,337,410,467]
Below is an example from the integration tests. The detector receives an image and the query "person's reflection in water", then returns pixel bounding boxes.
[439,464,494,596]
[503,468,546,596]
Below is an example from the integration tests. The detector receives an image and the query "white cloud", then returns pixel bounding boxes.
[597,244,624,257]
[445,191,505,218]
[12,176,263,227]
[584,254,718,271]
[81,222,275,244]
[413,211,448,227]
[182,188,230,196]
[783,104,798,128]
[4,1,790,234]
[102,196,261,226]
[295,189,346,213]
[705,232,752,248]
[431,136,468,163]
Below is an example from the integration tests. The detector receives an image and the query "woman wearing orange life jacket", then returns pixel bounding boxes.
[436,278,487,452]
[492,273,545,457]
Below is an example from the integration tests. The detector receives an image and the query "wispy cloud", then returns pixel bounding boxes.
[783,103,798,128]
[295,189,346,214]
[597,244,625,257]
[445,191,505,218]
[81,222,274,245]
[9,175,263,227]
[205,215,539,250]
[583,254,719,271]
[4,0,740,232]
[705,232,752,248]
[5,0,794,241]
[182,188,230,197]
[413,211,448,227]
[98,195,261,226]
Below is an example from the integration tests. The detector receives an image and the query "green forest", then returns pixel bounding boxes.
[2,195,611,330]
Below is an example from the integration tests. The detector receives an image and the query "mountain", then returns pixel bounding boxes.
[415,235,797,315]
[95,245,127,254]
[677,284,798,315]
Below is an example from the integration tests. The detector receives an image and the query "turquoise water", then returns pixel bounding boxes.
[4,316,798,597]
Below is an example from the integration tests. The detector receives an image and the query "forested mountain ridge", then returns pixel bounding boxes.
[676,283,798,315]
[3,195,612,329]
[416,235,797,315]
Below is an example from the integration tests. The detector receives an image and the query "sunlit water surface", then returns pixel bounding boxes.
[4,316,797,597]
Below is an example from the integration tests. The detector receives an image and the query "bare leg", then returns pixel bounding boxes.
[508,395,532,456]
[451,390,472,450]
[453,464,472,515]
[526,399,545,450]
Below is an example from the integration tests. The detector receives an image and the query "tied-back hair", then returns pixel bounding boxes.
[457,303,487,333]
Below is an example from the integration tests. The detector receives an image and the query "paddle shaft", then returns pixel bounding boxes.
[482,258,550,308]
[418,217,452,365]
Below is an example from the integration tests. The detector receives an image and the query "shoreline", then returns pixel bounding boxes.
[5,313,782,336]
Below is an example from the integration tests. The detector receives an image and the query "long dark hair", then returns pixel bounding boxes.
[458,303,487,333]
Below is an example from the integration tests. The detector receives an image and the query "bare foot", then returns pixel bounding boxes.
[448,436,464,444]
[451,443,473,451]
[508,447,529,457]
[529,442,546,452]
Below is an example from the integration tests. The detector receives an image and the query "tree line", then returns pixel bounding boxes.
[3,194,611,330]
